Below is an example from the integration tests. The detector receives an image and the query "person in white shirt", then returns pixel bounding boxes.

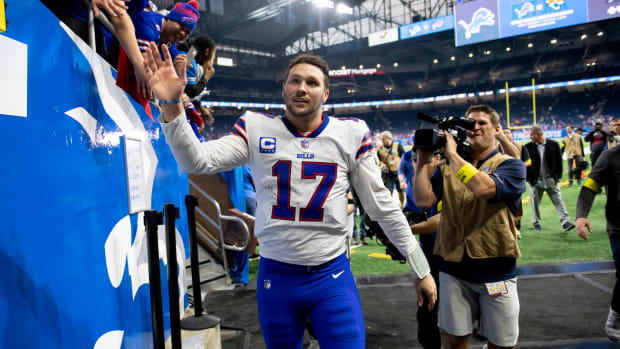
[142,42,436,348]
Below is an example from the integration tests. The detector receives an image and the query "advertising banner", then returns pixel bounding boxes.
[498,0,588,38]
[399,14,455,40]
[454,0,500,46]
[587,0,620,22]
[368,27,399,47]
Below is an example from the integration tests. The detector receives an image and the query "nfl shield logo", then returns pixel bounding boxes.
[301,140,310,149]
[264,279,271,290]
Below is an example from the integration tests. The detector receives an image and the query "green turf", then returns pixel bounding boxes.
[248,150,611,280]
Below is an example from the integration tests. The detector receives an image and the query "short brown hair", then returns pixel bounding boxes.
[284,54,330,89]
[465,104,500,126]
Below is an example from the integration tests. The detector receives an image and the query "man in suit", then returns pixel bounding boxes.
[524,126,575,232]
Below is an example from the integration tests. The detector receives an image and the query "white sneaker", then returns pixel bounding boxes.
[606,307,620,341]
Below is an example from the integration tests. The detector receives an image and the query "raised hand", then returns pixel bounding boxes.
[91,0,129,17]
[143,42,187,102]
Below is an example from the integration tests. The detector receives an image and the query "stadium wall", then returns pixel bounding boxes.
[0,2,191,348]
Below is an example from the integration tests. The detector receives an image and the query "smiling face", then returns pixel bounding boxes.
[466,111,499,152]
[282,63,329,121]
[161,19,191,44]
[530,130,544,144]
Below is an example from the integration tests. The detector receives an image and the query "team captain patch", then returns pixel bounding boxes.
[260,137,276,153]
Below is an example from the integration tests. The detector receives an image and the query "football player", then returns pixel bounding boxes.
[144,42,436,348]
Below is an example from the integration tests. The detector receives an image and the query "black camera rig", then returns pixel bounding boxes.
[413,112,476,161]
[362,211,428,263]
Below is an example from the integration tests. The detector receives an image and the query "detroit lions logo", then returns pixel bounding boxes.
[514,2,535,19]
[458,7,495,39]
[546,0,565,11]
[409,24,422,36]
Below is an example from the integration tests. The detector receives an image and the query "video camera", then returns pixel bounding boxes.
[413,112,475,161]
[362,211,428,263]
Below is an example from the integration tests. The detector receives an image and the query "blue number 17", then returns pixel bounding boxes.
[272,161,338,221]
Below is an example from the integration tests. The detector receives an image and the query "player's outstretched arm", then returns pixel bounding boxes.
[144,42,186,122]
[351,150,436,309]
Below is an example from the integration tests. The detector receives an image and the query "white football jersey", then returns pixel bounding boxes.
[161,111,428,276]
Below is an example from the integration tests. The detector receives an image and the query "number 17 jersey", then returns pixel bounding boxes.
[232,111,375,265]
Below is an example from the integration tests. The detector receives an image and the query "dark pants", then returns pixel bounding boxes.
[382,171,402,194]
[567,156,584,183]
[416,250,441,349]
[591,143,606,168]
[610,234,620,312]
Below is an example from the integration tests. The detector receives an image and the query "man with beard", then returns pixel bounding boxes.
[144,46,437,348]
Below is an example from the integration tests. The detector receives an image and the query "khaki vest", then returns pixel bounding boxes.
[434,153,522,262]
[377,144,401,172]
[498,142,522,159]
[562,135,583,157]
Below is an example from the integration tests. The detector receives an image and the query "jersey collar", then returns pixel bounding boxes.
[281,114,330,138]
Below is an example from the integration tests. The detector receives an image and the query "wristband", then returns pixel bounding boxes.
[456,163,479,185]
[158,99,182,105]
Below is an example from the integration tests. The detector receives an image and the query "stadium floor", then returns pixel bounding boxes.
[204,260,619,348]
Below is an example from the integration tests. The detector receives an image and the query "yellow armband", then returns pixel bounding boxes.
[524,159,532,166]
[437,200,442,212]
[456,163,479,185]
[584,178,602,194]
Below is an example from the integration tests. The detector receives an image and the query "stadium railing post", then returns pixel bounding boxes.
[181,194,221,330]
[163,203,182,349]
[144,210,165,349]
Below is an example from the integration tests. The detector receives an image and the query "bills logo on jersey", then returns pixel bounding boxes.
[301,140,310,149]
[260,137,276,153]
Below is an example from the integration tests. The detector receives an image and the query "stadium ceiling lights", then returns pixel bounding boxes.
[376,63,381,68]
[450,56,455,61]
[433,59,439,64]
[336,3,353,15]
[484,50,492,55]
[550,38,558,44]
[313,0,334,8]
[341,65,346,70]
[581,34,588,40]
[359,64,364,69]
[528,43,534,48]
[505,47,511,52]
[468,53,474,58]
[597,31,604,36]
[393,62,399,67]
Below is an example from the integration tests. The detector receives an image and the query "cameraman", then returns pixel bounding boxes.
[400,145,442,349]
[413,105,526,349]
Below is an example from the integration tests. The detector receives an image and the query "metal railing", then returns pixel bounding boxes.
[189,179,251,276]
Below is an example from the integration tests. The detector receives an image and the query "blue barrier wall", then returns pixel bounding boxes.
[0,2,190,348]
